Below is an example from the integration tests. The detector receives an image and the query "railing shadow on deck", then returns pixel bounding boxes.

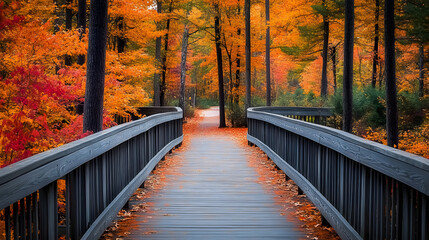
[247,106,429,240]
[0,107,183,240]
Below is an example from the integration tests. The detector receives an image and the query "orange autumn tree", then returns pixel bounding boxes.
[0,0,153,166]
[0,2,87,165]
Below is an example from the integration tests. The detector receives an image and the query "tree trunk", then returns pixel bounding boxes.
[215,4,226,128]
[77,0,86,65]
[371,0,379,88]
[385,0,398,147]
[342,0,354,133]
[234,7,241,106]
[117,16,126,53]
[223,46,233,105]
[54,0,63,73]
[160,1,173,106]
[191,66,197,107]
[65,0,73,66]
[245,0,251,114]
[235,55,241,105]
[53,0,62,33]
[321,0,329,98]
[265,0,271,106]
[419,44,425,97]
[83,0,108,133]
[359,55,362,82]
[179,24,189,113]
[331,45,337,92]
[153,0,162,106]
[228,58,233,105]
[379,61,383,88]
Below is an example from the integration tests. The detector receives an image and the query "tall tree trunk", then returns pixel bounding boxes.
[419,44,425,97]
[179,24,189,113]
[117,16,126,53]
[253,67,256,88]
[331,45,337,92]
[228,58,233,105]
[65,0,73,66]
[215,4,226,128]
[153,0,162,106]
[160,0,173,106]
[235,56,241,105]
[54,0,62,33]
[321,0,329,98]
[234,7,241,106]
[379,61,383,88]
[342,0,354,133]
[359,55,362,82]
[191,66,197,107]
[265,0,271,106]
[77,0,86,65]
[371,0,379,88]
[54,0,63,73]
[83,0,108,133]
[385,0,398,147]
[245,0,251,114]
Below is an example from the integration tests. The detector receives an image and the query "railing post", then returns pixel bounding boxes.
[315,116,320,124]
[422,196,427,239]
[297,187,304,196]
[317,145,321,190]
[39,182,58,240]
[360,164,369,238]
[321,215,331,227]
[5,206,11,240]
[69,169,85,239]
[401,185,409,239]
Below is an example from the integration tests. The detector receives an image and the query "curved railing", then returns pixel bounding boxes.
[247,106,429,240]
[0,107,183,240]
[250,106,333,124]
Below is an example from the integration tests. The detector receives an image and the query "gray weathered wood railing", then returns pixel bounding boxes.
[0,107,183,240]
[253,106,333,125]
[247,106,429,240]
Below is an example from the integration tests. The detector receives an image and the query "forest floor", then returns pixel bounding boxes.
[101,107,339,239]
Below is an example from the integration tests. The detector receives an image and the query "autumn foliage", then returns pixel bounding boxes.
[0,66,85,165]
[0,0,428,165]
[0,0,151,166]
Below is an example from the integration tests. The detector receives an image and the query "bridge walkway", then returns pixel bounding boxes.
[104,107,309,239]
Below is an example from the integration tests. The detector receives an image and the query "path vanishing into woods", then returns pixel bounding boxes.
[102,107,338,239]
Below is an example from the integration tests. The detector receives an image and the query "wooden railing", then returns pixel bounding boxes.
[251,106,333,125]
[247,106,429,240]
[0,107,183,240]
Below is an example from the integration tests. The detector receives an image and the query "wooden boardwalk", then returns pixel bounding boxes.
[108,108,304,239]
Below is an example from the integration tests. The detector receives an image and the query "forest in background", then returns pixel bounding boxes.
[0,0,428,165]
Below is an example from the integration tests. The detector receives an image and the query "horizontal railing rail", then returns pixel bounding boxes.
[247,106,429,240]
[114,106,181,124]
[252,106,333,125]
[0,107,183,240]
